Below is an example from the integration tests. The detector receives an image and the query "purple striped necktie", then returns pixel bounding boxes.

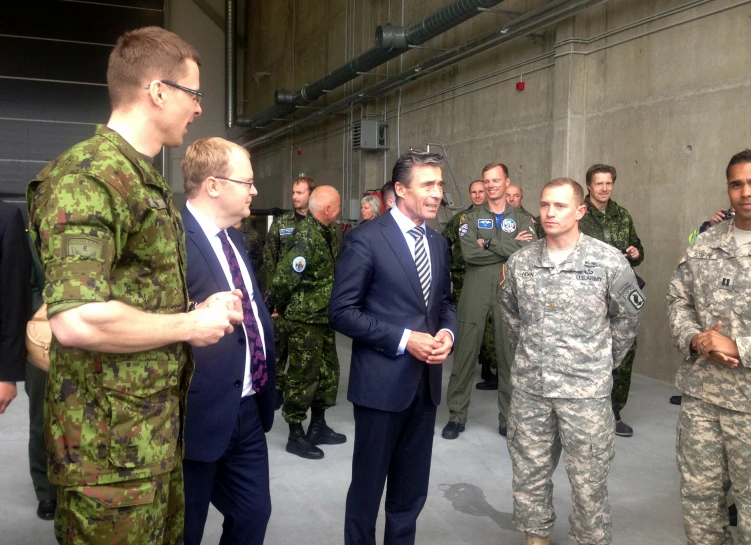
[217,230,268,393]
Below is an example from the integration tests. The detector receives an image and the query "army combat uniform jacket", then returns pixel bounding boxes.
[499,234,644,399]
[27,125,192,487]
[271,213,338,325]
[667,220,751,414]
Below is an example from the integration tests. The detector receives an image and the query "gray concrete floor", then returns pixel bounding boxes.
[0,334,697,544]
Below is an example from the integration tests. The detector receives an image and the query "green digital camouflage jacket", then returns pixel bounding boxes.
[442,206,474,281]
[579,195,644,267]
[271,213,338,325]
[27,125,192,487]
[263,210,303,281]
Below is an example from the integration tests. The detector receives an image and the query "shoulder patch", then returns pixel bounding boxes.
[501,218,517,233]
[478,218,493,230]
[459,213,467,224]
[62,235,103,259]
[280,228,295,236]
[292,256,306,272]
[626,288,645,310]
[459,224,469,237]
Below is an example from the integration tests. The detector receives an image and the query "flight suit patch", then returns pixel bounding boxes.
[478,219,493,229]
[459,224,469,237]
[501,218,517,233]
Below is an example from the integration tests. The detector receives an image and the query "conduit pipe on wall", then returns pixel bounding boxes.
[242,0,609,149]
[234,0,508,130]
[226,0,237,128]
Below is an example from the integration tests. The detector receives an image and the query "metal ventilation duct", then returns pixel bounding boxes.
[235,0,507,129]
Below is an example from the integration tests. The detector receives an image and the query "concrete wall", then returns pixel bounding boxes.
[239,0,751,383]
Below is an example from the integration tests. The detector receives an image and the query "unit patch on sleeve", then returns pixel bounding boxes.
[501,218,517,233]
[292,256,307,272]
[459,224,469,237]
[626,288,645,309]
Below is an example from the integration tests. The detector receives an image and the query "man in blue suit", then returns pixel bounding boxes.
[329,150,457,545]
[181,137,276,545]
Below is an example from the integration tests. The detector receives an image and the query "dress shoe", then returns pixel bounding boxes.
[475,379,498,390]
[729,503,738,527]
[441,421,465,440]
[307,412,346,445]
[614,411,633,437]
[36,500,56,521]
[286,423,324,459]
[498,425,507,437]
[669,395,682,406]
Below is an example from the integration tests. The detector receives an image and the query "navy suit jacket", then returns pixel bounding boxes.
[182,206,276,463]
[329,211,457,412]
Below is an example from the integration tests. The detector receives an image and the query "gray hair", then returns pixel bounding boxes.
[391,151,444,195]
[360,195,382,218]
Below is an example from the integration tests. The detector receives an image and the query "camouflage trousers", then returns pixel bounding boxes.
[273,314,290,394]
[452,281,496,372]
[611,338,637,412]
[282,322,340,425]
[677,395,751,545]
[507,389,615,544]
[54,462,184,545]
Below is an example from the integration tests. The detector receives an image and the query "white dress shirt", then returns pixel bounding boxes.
[389,206,453,355]
[186,201,266,397]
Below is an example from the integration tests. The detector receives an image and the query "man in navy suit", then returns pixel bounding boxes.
[181,137,276,545]
[329,150,457,545]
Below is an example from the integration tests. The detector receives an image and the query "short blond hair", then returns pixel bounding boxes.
[182,137,249,198]
[107,26,201,109]
[542,177,584,206]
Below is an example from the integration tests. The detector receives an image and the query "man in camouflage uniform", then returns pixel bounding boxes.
[499,178,643,545]
[578,163,644,438]
[442,163,536,441]
[26,27,244,545]
[272,185,345,460]
[264,176,316,409]
[237,217,264,284]
[667,149,751,545]
[442,180,497,390]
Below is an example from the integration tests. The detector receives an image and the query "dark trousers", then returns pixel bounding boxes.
[183,395,271,545]
[25,360,56,502]
[344,368,437,545]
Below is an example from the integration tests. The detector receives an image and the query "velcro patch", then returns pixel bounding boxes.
[459,224,469,237]
[501,218,517,233]
[280,228,294,236]
[147,197,166,210]
[292,256,306,272]
[626,288,645,310]
[478,218,493,229]
[63,236,103,259]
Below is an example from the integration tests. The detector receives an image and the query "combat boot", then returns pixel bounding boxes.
[286,423,324,459]
[307,409,347,445]
[524,534,549,545]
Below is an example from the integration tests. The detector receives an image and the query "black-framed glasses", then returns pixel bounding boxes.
[145,80,203,103]
[214,176,254,188]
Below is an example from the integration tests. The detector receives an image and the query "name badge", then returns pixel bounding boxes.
[478,219,493,229]
[280,228,294,236]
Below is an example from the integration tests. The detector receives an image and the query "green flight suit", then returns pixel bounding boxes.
[578,194,644,412]
[442,208,496,378]
[446,205,537,427]
[271,213,340,424]
[264,210,305,397]
[27,125,192,543]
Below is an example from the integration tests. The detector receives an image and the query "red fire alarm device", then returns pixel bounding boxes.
[516,80,525,91]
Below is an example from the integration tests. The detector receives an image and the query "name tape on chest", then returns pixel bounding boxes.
[478,218,493,229]
[501,218,517,233]
[280,228,295,236]
[459,223,469,237]
[292,256,306,272]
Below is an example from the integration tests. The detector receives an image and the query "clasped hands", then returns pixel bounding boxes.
[691,321,740,368]
[406,330,453,364]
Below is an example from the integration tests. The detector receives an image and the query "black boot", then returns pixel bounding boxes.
[476,361,498,390]
[286,423,324,459]
[307,409,347,445]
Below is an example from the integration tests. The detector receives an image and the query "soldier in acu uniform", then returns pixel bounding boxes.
[272,186,346,460]
[442,163,536,441]
[264,176,316,409]
[442,180,497,390]
[26,27,244,545]
[667,149,751,545]
[578,163,645,437]
[499,178,643,545]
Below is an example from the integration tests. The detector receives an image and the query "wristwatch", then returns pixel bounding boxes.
[482,238,491,250]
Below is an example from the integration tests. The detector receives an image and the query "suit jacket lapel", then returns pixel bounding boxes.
[380,214,426,308]
[181,206,231,293]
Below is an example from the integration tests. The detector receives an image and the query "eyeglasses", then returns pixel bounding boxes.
[145,80,204,104]
[214,176,254,188]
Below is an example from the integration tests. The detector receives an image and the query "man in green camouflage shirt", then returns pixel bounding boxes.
[271,186,345,460]
[26,27,243,545]
[264,176,316,409]
[442,180,497,389]
[667,149,751,545]
[237,217,265,287]
[578,163,644,438]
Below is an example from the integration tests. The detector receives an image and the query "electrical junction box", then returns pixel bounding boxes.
[352,120,389,150]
